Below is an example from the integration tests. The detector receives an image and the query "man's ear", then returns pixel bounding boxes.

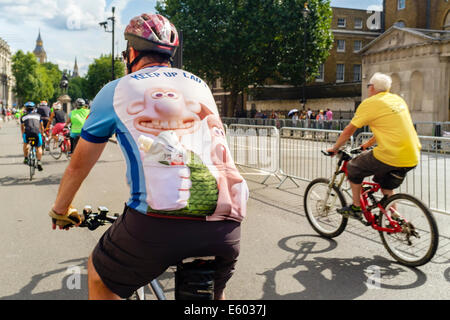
[128,46,138,61]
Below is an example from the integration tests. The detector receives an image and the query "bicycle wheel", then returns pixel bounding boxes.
[304,178,348,238]
[378,193,439,267]
[29,156,35,181]
[49,139,62,160]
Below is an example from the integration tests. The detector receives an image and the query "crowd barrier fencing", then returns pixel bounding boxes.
[354,132,450,216]
[227,124,281,184]
[225,124,450,216]
[222,118,450,137]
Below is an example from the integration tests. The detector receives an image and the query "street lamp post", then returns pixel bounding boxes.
[301,2,310,110]
[99,6,116,81]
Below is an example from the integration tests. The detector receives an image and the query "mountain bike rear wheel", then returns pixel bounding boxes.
[304,178,348,238]
[378,193,439,267]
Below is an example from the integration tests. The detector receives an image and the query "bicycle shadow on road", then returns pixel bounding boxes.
[258,235,427,300]
[0,175,62,187]
[0,258,88,300]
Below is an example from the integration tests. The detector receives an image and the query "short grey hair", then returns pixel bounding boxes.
[369,73,392,92]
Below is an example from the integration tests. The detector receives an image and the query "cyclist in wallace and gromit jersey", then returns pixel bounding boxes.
[49,13,249,300]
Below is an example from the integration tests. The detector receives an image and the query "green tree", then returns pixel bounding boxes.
[41,62,63,103]
[157,0,280,117]
[11,51,64,105]
[36,64,54,102]
[11,50,40,105]
[275,0,334,86]
[156,0,333,116]
[68,76,87,102]
[84,55,125,99]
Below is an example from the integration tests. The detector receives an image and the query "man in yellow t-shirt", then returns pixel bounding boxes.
[327,72,421,220]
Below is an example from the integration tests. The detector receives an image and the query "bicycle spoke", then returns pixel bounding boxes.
[304,178,347,238]
[379,194,438,267]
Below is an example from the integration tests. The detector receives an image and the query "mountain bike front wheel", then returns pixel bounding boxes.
[378,193,439,267]
[304,178,348,238]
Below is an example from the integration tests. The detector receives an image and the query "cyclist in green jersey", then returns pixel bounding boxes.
[66,98,90,155]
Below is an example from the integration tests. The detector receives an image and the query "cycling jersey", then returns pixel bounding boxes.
[82,66,249,222]
[53,110,66,124]
[69,108,90,135]
[21,112,42,135]
[37,105,51,119]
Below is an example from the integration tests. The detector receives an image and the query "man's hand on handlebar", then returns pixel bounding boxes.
[325,147,339,157]
[49,206,84,231]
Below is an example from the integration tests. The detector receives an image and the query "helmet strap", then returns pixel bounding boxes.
[126,48,146,74]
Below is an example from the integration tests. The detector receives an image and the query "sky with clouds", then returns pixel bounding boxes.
[0,0,382,76]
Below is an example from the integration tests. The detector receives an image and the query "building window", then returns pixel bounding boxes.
[353,40,362,52]
[353,64,362,81]
[398,0,405,10]
[315,64,324,82]
[336,64,345,82]
[354,18,363,29]
[337,18,346,28]
[394,21,406,28]
[337,39,346,52]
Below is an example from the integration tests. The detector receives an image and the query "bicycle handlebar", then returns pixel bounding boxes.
[78,206,119,231]
[321,146,372,158]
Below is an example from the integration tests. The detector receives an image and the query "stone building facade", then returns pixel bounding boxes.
[361,27,450,130]
[384,0,450,30]
[244,6,382,116]
[0,37,16,108]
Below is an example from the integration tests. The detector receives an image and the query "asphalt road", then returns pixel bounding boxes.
[0,120,449,300]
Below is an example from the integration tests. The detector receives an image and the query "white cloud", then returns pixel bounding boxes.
[0,0,154,77]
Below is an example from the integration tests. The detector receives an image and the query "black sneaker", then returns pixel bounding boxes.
[37,162,43,171]
[337,205,363,220]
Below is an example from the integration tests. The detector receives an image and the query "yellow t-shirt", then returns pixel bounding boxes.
[351,92,421,167]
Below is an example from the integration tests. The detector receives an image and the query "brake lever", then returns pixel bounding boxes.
[321,151,334,156]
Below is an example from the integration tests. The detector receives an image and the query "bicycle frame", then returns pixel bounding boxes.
[329,151,404,234]
[79,207,214,300]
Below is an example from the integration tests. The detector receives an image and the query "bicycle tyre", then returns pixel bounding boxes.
[49,139,62,160]
[304,178,348,238]
[378,193,439,267]
[29,156,35,181]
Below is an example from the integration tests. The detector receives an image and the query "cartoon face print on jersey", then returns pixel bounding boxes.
[127,87,204,137]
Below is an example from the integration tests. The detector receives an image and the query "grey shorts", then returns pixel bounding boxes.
[347,150,415,190]
[92,206,241,299]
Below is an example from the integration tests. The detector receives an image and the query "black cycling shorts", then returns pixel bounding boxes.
[347,150,415,190]
[92,206,241,299]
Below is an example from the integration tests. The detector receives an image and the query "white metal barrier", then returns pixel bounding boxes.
[226,124,450,216]
[227,124,280,184]
[276,127,353,188]
[355,132,450,215]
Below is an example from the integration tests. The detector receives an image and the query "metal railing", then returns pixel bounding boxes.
[223,118,450,137]
[227,124,280,184]
[354,132,450,215]
[226,124,450,216]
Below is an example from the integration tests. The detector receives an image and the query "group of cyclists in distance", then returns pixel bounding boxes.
[18,98,90,171]
[0,10,433,301]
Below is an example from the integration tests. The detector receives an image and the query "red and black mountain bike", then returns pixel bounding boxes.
[304,147,439,267]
